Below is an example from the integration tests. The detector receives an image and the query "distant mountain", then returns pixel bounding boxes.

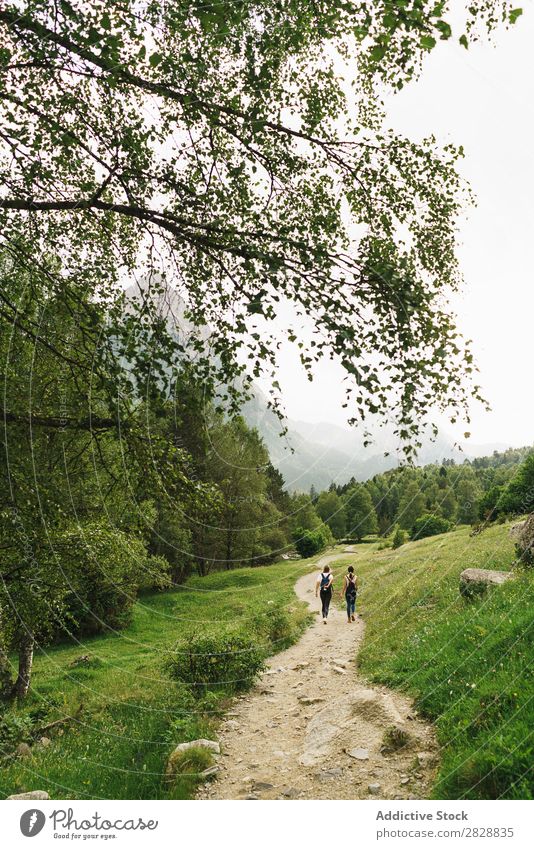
[125,278,511,491]
[242,389,511,491]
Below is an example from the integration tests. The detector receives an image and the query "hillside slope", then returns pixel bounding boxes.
[352,522,533,799]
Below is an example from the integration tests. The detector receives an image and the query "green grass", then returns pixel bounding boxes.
[2,523,532,800]
[0,560,313,800]
[348,522,534,799]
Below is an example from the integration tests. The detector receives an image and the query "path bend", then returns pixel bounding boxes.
[198,551,438,800]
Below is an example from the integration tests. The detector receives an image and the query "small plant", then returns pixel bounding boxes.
[382,724,412,752]
[165,745,215,794]
[391,526,408,549]
[165,630,265,694]
[0,712,34,755]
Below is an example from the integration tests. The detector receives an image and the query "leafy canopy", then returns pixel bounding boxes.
[0,1,522,453]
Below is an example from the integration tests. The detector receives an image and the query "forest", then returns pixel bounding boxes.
[0,0,530,804]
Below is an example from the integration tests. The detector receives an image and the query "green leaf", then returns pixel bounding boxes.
[420,35,436,50]
[459,34,469,49]
[509,8,523,24]
[149,52,163,68]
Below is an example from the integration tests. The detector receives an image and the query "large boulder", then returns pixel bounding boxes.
[460,568,513,600]
[8,791,50,800]
[516,514,534,564]
[509,520,527,541]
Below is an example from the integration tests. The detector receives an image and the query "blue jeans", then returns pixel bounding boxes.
[346,595,356,618]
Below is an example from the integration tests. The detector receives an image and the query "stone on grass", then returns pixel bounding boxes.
[8,790,49,800]
[460,568,513,600]
[172,739,220,755]
[15,743,32,758]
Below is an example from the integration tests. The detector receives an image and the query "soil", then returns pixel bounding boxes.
[197,553,438,800]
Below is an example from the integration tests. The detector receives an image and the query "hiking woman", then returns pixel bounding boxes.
[315,565,333,624]
[341,565,358,623]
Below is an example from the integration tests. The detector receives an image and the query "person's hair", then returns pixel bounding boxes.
[348,566,354,574]
[323,565,330,573]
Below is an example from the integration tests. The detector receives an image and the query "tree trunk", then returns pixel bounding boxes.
[12,632,34,700]
[0,606,13,699]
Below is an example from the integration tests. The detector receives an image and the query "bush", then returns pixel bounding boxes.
[391,526,408,549]
[54,522,147,636]
[137,554,173,592]
[0,712,33,755]
[165,630,265,694]
[411,514,451,541]
[252,607,293,650]
[293,524,332,557]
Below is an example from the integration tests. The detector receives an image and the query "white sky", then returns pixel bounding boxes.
[266,8,534,449]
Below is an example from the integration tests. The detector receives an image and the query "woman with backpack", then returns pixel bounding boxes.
[341,565,358,623]
[315,565,333,624]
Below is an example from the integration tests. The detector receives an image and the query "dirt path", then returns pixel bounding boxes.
[198,552,438,800]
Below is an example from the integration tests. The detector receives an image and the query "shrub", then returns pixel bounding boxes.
[0,712,34,755]
[137,554,173,592]
[391,526,408,549]
[252,607,293,650]
[54,522,147,636]
[165,630,265,694]
[411,514,451,541]
[293,524,332,557]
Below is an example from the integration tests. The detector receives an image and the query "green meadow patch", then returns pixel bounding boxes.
[0,560,312,800]
[353,522,534,799]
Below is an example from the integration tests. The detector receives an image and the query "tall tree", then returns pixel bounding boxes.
[344,484,378,541]
[397,480,426,531]
[0,1,520,450]
[316,490,347,539]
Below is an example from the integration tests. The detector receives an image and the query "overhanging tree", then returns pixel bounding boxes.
[0,0,521,450]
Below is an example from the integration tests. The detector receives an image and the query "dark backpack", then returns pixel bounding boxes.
[320,572,331,590]
[346,574,357,600]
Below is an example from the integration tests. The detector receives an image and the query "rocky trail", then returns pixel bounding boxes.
[197,553,438,800]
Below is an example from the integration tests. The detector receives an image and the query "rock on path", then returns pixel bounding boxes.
[197,552,437,800]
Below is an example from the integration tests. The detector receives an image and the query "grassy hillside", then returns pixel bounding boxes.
[346,521,533,799]
[0,562,312,800]
[1,521,532,801]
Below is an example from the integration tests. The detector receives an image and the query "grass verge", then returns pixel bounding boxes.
[0,560,313,799]
[345,522,533,799]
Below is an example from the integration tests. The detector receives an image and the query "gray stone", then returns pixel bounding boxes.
[348,748,369,761]
[368,783,381,794]
[8,790,49,800]
[460,568,513,599]
[416,751,433,767]
[38,736,52,748]
[252,781,274,791]
[509,520,527,541]
[332,666,345,675]
[280,786,301,798]
[244,793,259,800]
[172,739,220,755]
[516,513,534,563]
[223,720,240,731]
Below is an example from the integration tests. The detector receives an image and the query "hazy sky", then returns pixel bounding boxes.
[264,8,534,449]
